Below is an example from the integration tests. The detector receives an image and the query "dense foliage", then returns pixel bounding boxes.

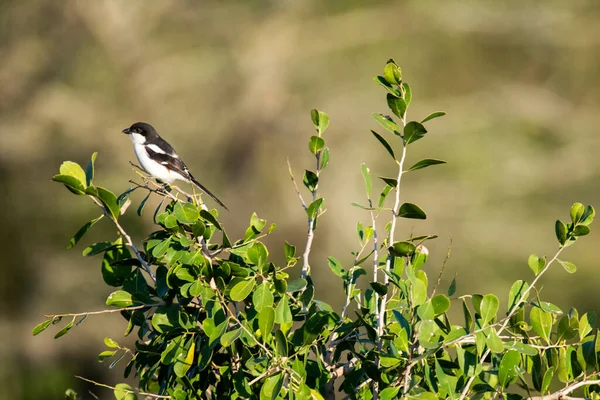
[35,61,599,400]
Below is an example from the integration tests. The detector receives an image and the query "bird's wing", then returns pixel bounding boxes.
[145,146,190,179]
[145,145,228,210]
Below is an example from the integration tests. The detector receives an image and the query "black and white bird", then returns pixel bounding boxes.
[122,122,228,210]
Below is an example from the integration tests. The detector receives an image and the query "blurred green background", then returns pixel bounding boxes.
[2,0,599,398]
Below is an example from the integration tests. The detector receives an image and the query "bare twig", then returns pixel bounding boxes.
[287,158,307,210]
[431,237,452,296]
[527,376,600,400]
[75,376,172,399]
[44,304,160,319]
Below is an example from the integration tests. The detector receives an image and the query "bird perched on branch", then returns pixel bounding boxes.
[122,122,228,210]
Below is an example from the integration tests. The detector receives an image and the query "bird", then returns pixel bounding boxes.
[122,122,228,210]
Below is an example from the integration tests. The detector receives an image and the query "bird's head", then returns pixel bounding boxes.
[122,122,156,144]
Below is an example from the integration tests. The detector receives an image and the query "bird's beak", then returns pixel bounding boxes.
[122,128,131,134]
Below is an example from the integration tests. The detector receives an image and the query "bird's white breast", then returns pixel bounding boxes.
[131,141,185,184]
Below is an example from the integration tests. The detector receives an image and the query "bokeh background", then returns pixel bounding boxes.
[2,1,599,398]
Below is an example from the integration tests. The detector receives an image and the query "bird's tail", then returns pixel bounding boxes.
[189,175,228,211]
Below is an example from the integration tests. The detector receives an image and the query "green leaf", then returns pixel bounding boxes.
[152,237,171,258]
[248,242,269,267]
[96,187,120,220]
[230,277,256,301]
[320,147,330,169]
[431,294,450,315]
[52,174,86,195]
[508,280,530,311]
[59,161,87,188]
[66,216,103,250]
[557,259,577,274]
[498,350,520,388]
[163,214,178,229]
[54,317,75,339]
[448,277,456,296]
[307,198,324,219]
[114,383,138,400]
[379,184,393,208]
[542,366,555,395]
[555,220,567,245]
[85,152,97,187]
[137,192,151,217]
[379,176,398,188]
[361,163,372,198]
[380,387,400,400]
[328,257,344,278]
[174,338,195,378]
[570,202,585,224]
[404,121,427,144]
[389,241,416,257]
[221,328,242,347]
[398,203,426,219]
[260,373,284,400]
[487,328,504,353]
[573,225,590,236]
[374,76,402,97]
[199,209,222,230]
[309,136,325,155]
[274,297,292,324]
[275,330,288,357]
[173,202,198,224]
[480,294,499,325]
[408,159,447,172]
[284,241,296,262]
[530,307,552,342]
[372,113,399,134]
[421,111,446,123]
[579,312,597,340]
[401,82,412,105]
[303,170,319,192]
[259,308,275,341]
[387,94,407,119]
[528,254,546,276]
[32,319,53,336]
[104,337,119,348]
[370,282,388,296]
[253,282,274,313]
[580,205,595,226]
[417,300,434,321]
[310,109,329,134]
[106,290,134,308]
[504,341,538,356]
[371,131,396,160]
[383,61,402,85]
[83,241,116,257]
[286,278,307,293]
[406,392,438,400]
[98,350,117,362]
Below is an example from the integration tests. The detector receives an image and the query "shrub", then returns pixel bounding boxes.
[35,60,598,400]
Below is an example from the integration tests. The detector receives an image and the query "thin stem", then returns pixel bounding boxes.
[527,376,600,400]
[44,304,160,319]
[377,120,408,339]
[74,376,171,399]
[374,114,408,400]
[431,238,452,297]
